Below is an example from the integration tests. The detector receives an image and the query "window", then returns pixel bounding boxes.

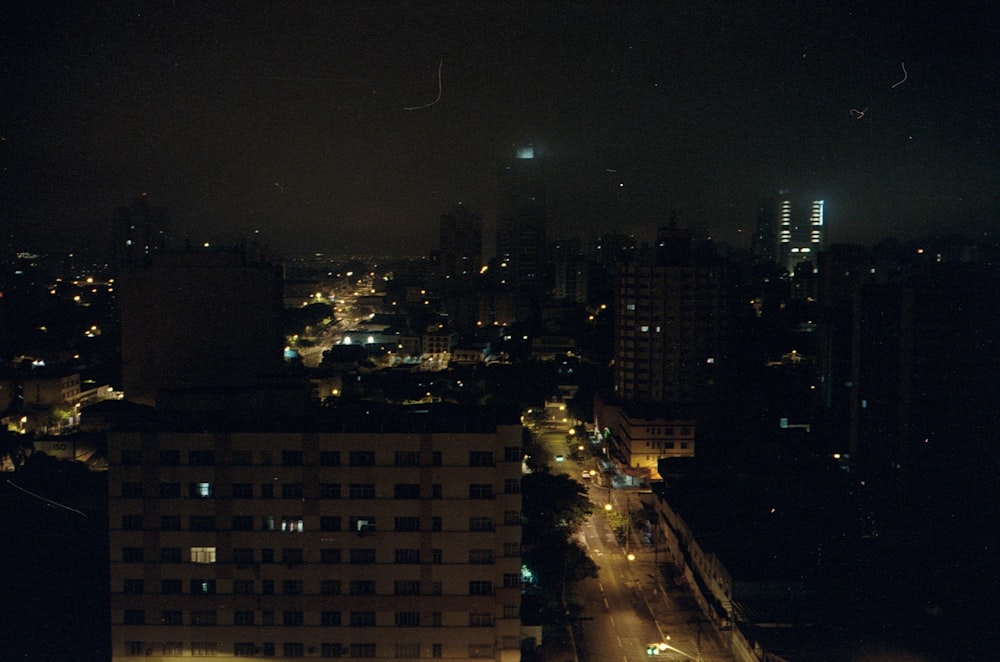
[121,449,142,466]
[232,548,253,565]
[161,579,182,594]
[260,451,273,466]
[504,542,521,557]
[396,643,421,658]
[431,484,442,499]
[189,516,215,531]
[469,483,493,499]
[161,547,182,563]
[281,517,304,532]
[190,546,216,563]
[261,610,274,625]
[283,580,304,595]
[394,516,420,531]
[394,451,419,466]
[320,450,341,466]
[395,612,420,627]
[261,548,274,563]
[394,483,420,499]
[282,548,304,565]
[350,612,376,627]
[349,483,375,499]
[349,516,376,534]
[469,645,494,658]
[469,549,494,564]
[191,642,216,656]
[431,549,442,564]
[321,611,342,626]
[125,641,144,656]
[234,610,254,626]
[161,610,182,625]
[504,604,519,619]
[260,483,274,498]
[283,611,304,626]
[431,451,442,466]
[432,644,442,658]
[351,643,377,658]
[122,547,143,563]
[282,483,304,499]
[504,446,521,462]
[350,548,376,564]
[261,643,275,657]
[121,514,143,530]
[231,450,253,466]
[121,482,143,498]
[469,451,494,466]
[158,450,179,466]
[394,548,420,564]
[503,573,520,588]
[504,478,520,493]
[349,580,376,595]
[188,450,214,466]
[394,579,420,595]
[322,643,344,658]
[232,483,253,498]
[160,515,181,531]
[431,516,442,531]
[262,515,276,531]
[163,643,183,656]
[231,516,253,531]
[233,580,254,594]
[349,450,375,466]
[320,516,341,531]
[320,483,341,498]
[504,510,521,525]
[123,579,144,594]
[320,580,342,595]
[190,579,216,595]
[320,548,341,564]
[189,482,213,498]
[124,609,145,625]
[281,450,303,466]
[469,613,493,627]
[234,642,256,657]
[469,581,493,596]
[262,580,274,594]
[283,643,305,658]
[469,517,494,532]
[431,613,442,626]
[191,610,217,626]
[159,482,181,498]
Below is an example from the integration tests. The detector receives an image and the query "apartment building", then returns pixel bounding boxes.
[108,410,524,661]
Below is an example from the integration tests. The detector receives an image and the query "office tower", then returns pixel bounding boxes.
[613,226,729,406]
[107,409,524,662]
[117,247,285,407]
[439,204,483,280]
[495,145,547,291]
[112,193,169,267]
[775,195,825,274]
[550,237,588,303]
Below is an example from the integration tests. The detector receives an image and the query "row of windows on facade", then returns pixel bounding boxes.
[119,480,519,499]
[119,449,518,467]
[121,577,517,596]
[122,641,501,658]
[121,607,515,627]
[119,512,520,532]
[121,544,520,565]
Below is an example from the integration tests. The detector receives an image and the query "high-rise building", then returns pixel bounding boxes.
[117,247,285,407]
[495,145,547,290]
[775,196,825,274]
[612,226,729,407]
[112,193,169,267]
[107,407,524,662]
[439,204,483,280]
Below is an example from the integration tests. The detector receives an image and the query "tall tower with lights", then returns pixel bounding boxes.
[774,194,825,274]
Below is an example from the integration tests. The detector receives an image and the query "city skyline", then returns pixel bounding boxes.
[2,1,998,256]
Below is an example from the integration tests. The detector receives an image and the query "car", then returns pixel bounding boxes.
[554,454,564,462]
[581,470,591,480]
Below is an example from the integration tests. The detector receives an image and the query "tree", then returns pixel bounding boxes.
[521,471,594,540]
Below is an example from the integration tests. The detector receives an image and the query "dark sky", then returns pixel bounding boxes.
[2,1,998,257]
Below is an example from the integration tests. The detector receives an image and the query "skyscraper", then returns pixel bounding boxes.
[775,195,825,274]
[495,144,547,290]
[112,192,169,267]
[439,204,483,279]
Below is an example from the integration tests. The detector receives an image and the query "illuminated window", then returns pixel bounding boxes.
[281,517,304,533]
[190,547,216,564]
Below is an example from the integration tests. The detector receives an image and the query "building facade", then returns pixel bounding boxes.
[108,419,524,661]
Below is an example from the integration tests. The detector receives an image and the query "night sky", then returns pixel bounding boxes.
[2,1,998,257]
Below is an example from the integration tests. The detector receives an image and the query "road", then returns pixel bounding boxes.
[534,422,732,662]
